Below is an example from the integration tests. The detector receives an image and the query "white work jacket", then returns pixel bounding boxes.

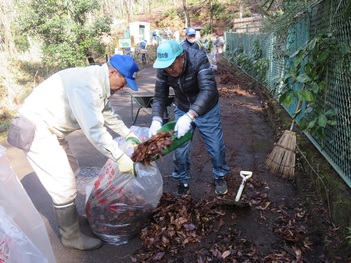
[19,64,130,161]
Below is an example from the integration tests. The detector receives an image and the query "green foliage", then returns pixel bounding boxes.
[277,33,350,139]
[347,226,351,244]
[0,108,14,133]
[201,24,212,36]
[223,45,243,65]
[15,0,109,68]
[261,1,309,60]
[166,8,179,19]
[226,39,268,83]
[210,0,222,18]
[251,39,262,60]
[345,1,351,21]
[236,52,251,71]
[263,0,351,22]
[252,58,269,83]
[13,35,30,52]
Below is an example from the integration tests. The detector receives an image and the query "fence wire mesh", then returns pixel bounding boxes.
[224,0,351,188]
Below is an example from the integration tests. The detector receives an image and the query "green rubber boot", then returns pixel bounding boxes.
[54,202,102,250]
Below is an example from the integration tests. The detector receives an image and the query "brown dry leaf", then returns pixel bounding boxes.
[153,251,165,260]
[183,223,196,231]
[174,216,188,227]
[211,248,221,258]
[214,218,225,232]
[292,246,303,263]
[257,201,271,211]
[161,235,169,245]
[329,224,340,231]
[222,250,231,259]
[303,239,313,250]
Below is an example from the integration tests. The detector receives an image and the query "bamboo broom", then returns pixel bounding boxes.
[265,100,301,179]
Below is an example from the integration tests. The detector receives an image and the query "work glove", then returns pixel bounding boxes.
[175,113,193,139]
[148,120,162,138]
[126,132,141,145]
[116,154,135,175]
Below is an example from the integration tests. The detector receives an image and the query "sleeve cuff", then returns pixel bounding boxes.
[152,116,163,123]
[188,110,198,119]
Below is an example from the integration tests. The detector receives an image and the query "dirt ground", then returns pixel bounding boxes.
[128,59,351,262]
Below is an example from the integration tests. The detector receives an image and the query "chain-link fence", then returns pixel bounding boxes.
[224,0,351,188]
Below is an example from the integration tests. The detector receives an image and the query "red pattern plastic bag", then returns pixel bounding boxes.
[85,127,163,246]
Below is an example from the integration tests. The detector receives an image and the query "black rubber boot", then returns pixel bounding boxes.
[54,202,102,250]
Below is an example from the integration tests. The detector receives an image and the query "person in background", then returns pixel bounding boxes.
[165,26,172,40]
[173,30,180,41]
[152,29,160,45]
[211,37,218,55]
[7,55,140,251]
[216,35,225,54]
[139,39,148,50]
[181,27,205,52]
[149,40,230,196]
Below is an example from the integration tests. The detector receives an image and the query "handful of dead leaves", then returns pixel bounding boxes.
[131,131,175,166]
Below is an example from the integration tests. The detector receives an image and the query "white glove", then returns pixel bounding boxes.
[116,154,135,175]
[175,113,193,139]
[148,120,162,137]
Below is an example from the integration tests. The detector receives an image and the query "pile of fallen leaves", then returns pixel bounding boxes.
[128,169,338,262]
[130,186,318,262]
[218,86,247,98]
[216,59,256,99]
[219,73,237,84]
[131,193,224,262]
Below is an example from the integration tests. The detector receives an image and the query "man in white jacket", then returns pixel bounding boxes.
[10,54,140,251]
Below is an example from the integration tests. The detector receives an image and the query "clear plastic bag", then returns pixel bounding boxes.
[0,145,56,263]
[0,206,46,263]
[85,126,163,246]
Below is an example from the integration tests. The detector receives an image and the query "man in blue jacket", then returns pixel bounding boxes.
[149,40,230,195]
[181,27,205,52]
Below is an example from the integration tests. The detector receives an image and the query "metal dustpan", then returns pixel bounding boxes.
[158,121,193,156]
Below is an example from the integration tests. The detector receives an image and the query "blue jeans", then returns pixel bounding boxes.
[172,103,230,185]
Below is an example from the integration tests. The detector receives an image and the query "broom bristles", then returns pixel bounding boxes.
[265,130,296,179]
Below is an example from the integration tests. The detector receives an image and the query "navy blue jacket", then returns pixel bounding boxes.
[181,39,205,52]
[152,48,218,119]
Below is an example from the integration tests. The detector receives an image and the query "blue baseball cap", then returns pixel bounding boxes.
[186,27,196,36]
[109,55,139,91]
[153,40,184,69]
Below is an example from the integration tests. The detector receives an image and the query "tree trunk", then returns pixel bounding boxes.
[1,0,16,55]
[209,0,213,33]
[147,0,152,14]
[183,0,190,28]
